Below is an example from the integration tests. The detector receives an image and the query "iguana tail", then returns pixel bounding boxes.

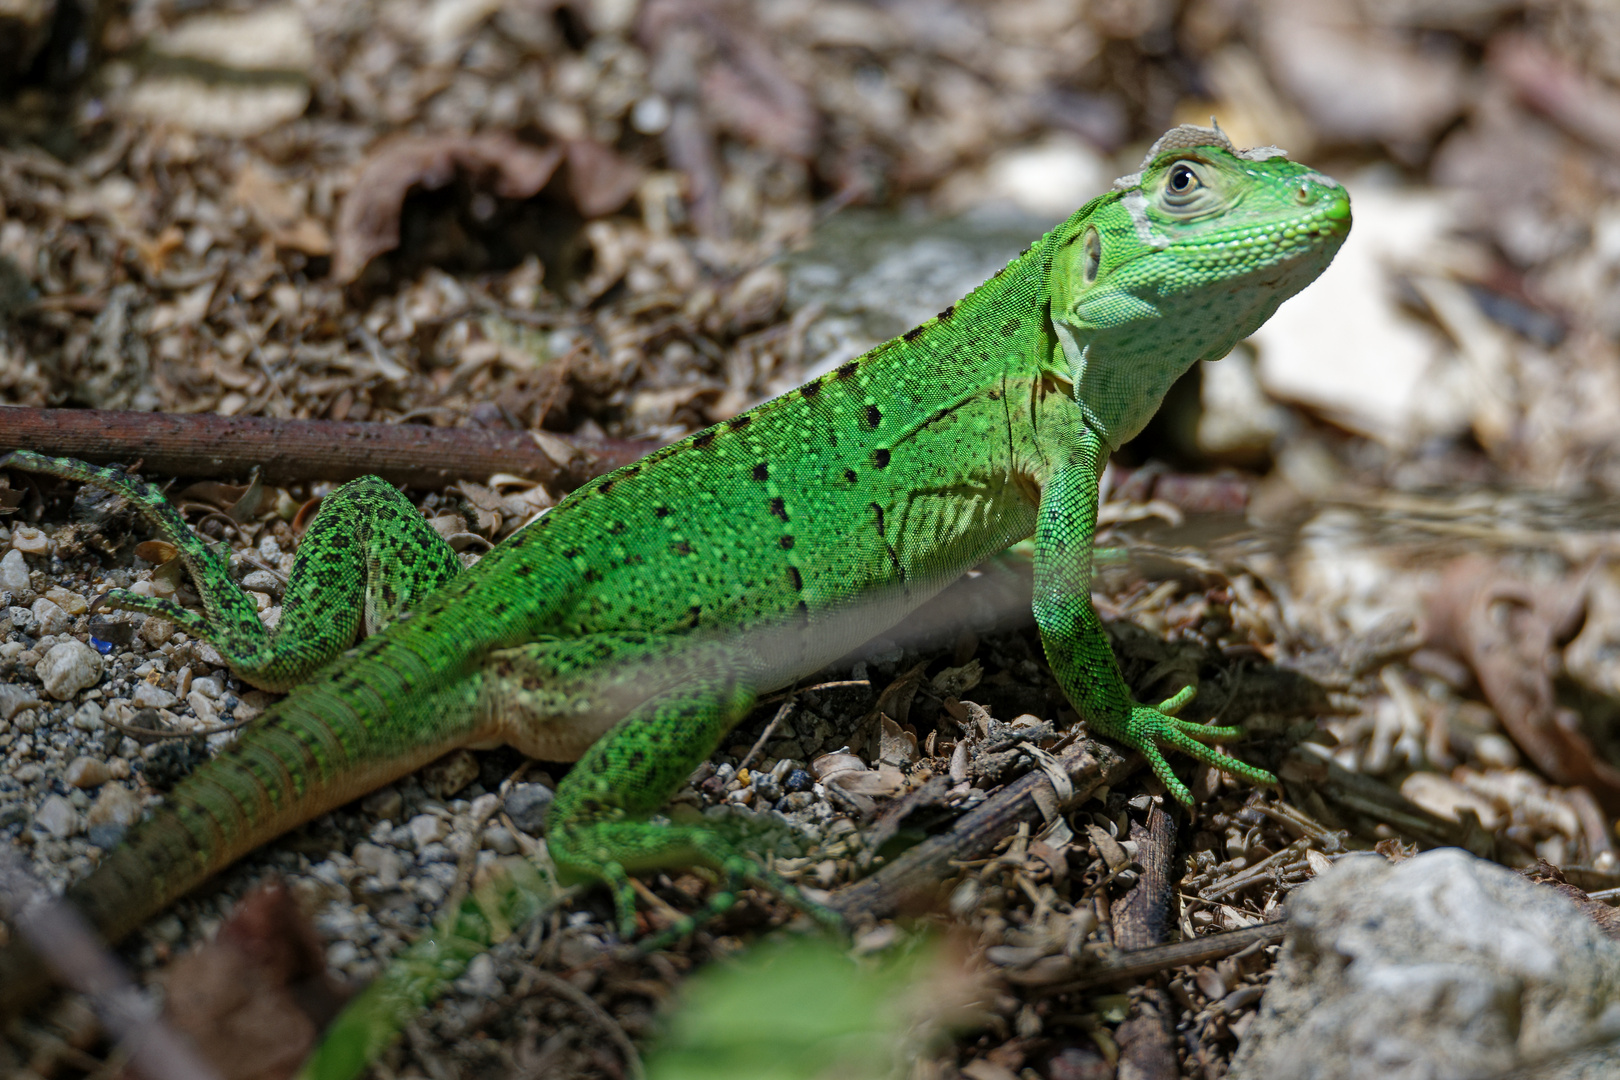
[0,637,484,1014]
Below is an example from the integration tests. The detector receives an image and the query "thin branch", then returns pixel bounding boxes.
[0,407,658,488]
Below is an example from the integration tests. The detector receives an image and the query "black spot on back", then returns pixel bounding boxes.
[654,505,672,517]
[873,448,891,468]
[843,468,858,483]
[787,566,802,590]
[752,462,768,482]
[692,431,716,449]
[835,361,858,380]
[768,497,788,521]
[728,415,753,430]
[864,405,882,428]
[938,304,956,320]
[673,541,693,555]
[902,326,924,343]
[801,380,822,400]
[779,535,795,549]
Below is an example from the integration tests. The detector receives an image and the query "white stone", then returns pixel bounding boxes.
[132,682,177,710]
[36,794,79,838]
[72,701,104,731]
[30,598,69,636]
[0,549,29,590]
[190,675,224,699]
[36,639,103,700]
[187,690,219,724]
[352,842,404,888]
[407,813,449,849]
[1233,849,1620,1080]
[44,586,87,615]
[10,525,49,555]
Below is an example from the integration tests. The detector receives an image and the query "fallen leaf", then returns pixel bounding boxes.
[1424,555,1619,811]
[330,134,643,283]
[162,883,349,1080]
[332,133,565,283]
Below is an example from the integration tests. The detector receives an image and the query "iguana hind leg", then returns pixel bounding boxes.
[0,451,461,691]
[499,648,834,936]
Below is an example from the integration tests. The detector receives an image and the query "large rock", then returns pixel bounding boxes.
[1233,848,1620,1080]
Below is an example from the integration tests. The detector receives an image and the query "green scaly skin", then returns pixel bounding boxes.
[0,125,1350,1021]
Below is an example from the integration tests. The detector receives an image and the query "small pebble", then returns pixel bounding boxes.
[30,598,69,635]
[415,842,454,865]
[86,784,142,830]
[36,794,79,838]
[44,586,87,615]
[138,617,175,648]
[361,787,403,821]
[408,813,449,849]
[6,605,35,633]
[482,824,519,855]
[423,748,479,799]
[503,783,555,836]
[353,842,404,888]
[10,526,49,556]
[190,675,223,699]
[0,684,43,721]
[187,691,219,724]
[0,549,30,590]
[456,953,502,998]
[65,756,114,789]
[37,639,104,700]
[785,768,815,793]
[132,683,177,710]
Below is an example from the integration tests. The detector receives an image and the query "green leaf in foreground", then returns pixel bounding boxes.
[646,934,974,1080]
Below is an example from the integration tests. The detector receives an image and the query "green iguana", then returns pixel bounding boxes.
[0,123,1349,1015]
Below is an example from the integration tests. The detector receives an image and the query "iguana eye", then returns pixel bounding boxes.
[1167,163,1199,194]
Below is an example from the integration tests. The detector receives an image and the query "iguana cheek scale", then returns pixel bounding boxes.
[0,124,1349,1005]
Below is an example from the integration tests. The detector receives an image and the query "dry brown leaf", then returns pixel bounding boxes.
[161,883,348,1080]
[331,133,566,283]
[1423,555,1619,811]
[563,139,645,219]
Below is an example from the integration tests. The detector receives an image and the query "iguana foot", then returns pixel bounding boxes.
[1100,686,1279,806]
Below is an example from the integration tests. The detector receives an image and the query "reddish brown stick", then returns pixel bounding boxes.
[0,407,659,488]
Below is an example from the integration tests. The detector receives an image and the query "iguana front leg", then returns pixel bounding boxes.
[1,451,461,692]
[1032,428,1277,805]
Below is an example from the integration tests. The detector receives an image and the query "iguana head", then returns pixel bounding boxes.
[1048,122,1351,448]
